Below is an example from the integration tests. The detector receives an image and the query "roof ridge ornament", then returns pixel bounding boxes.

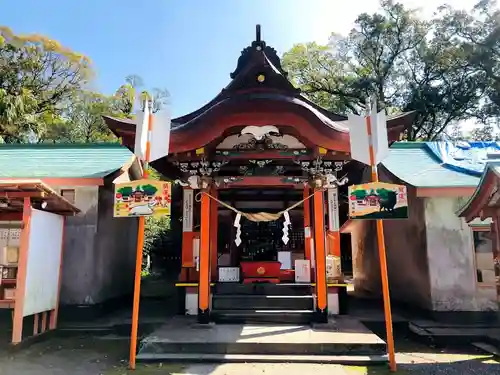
[229,25,288,79]
[256,24,261,43]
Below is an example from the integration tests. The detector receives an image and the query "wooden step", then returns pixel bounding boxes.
[211,309,315,324]
[215,283,313,296]
[212,294,314,310]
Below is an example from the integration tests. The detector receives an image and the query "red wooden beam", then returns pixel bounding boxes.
[0,212,23,221]
[0,192,45,198]
[219,176,305,189]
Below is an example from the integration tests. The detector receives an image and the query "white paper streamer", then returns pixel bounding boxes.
[234,213,242,247]
[282,211,291,244]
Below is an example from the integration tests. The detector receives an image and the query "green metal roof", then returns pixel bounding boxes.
[0,143,133,178]
[382,142,480,188]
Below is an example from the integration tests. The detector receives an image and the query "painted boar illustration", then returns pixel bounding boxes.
[379,191,397,212]
[129,200,157,216]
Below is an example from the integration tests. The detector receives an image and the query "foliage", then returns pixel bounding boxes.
[112,74,171,118]
[141,184,158,196]
[281,0,500,141]
[449,123,499,141]
[0,26,92,142]
[142,170,175,273]
[0,27,170,144]
[117,186,134,197]
[144,215,171,260]
[376,188,392,198]
[352,189,367,199]
[436,0,500,121]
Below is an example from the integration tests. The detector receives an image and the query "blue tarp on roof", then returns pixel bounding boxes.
[426,141,500,177]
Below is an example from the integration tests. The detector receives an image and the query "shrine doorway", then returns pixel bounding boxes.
[217,187,306,284]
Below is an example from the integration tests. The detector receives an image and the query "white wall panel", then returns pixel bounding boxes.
[23,209,64,317]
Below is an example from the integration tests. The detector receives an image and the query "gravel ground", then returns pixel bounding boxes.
[0,333,499,375]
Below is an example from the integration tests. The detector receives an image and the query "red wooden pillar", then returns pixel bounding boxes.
[198,189,211,323]
[313,188,328,322]
[492,216,500,298]
[12,197,32,344]
[303,186,312,261]
[210,187,218,282]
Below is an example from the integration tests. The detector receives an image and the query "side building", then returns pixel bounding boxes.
[343,141,498,321]
[0,143,140,309]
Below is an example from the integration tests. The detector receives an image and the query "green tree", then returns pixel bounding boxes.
[117,186,134,197]
[0,26,92,142]
[436,0,500,121]
[65,91,116,142]
[40,91,117,143]
[142,184,158,196]
[352,189,367,199]
[112,75,171,118]
[281,0,493,141]
[470,124,498,140]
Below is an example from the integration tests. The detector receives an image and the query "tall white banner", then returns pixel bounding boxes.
[150,109,171,162]
[347,113,370,165]
[134,101,150,160]
[347,109,388,166]
[372,110,389,164]
[134,104,171,162]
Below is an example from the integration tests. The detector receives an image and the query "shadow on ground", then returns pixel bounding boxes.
[0,332,498,375]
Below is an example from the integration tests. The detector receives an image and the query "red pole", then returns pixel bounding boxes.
[366,106,396,372]
[129,103,153,370]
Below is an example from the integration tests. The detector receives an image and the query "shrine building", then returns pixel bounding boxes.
[104,25,416,324]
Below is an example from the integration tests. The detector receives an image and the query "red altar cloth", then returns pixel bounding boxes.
[240,261,281,279]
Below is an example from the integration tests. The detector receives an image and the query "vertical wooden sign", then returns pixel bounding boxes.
[182,189,195,267]
[183,189,194,232]
[327,187,341,257]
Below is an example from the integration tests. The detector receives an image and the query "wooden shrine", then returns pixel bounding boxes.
[104,25,414,324]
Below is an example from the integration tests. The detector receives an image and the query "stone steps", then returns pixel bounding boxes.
[137,352,388,365]
[212,294,314,310]
[212,309,315,324]
[138,337,386,356]
[212,283,315,324]
[214,283,313,296]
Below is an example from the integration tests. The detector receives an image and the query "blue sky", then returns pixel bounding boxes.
[1,0,483,118]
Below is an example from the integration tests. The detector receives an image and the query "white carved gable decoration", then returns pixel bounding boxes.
[241,125,280,140]
[216,125,306,150]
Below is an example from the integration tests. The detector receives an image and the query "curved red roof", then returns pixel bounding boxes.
[104,25,415,154]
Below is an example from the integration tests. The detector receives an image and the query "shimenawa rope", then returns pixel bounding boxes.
[194,190,322,222]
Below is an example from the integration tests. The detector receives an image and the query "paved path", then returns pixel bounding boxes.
[0,334,499,375]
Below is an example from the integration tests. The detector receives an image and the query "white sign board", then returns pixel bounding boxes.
[218,267,240,282]
[310,238,315,269]
[327,188,340,231]
[23,209,64,317]
[278,251,292,270]
[326,255,341,280]
[182,189,194,232]
[295,260,311,283]
[193,237,200,272]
